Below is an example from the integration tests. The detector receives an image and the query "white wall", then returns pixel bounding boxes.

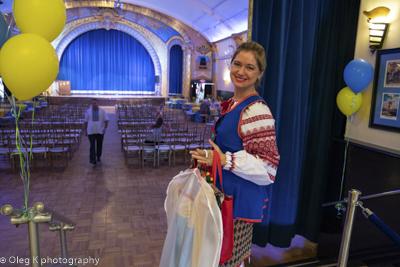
[349,0,400,153]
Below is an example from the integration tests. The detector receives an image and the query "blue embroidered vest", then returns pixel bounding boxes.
[214,94,269,222]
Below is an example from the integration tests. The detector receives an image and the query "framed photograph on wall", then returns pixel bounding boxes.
[369,47,400,132]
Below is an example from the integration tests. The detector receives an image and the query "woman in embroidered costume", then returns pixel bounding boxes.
[190,41,280,267]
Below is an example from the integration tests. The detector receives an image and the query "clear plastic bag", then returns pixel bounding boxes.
[160,168,223,267]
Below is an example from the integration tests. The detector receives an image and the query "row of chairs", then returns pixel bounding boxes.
[0,131,75,170]
[119,121,191,150]
[123,130,204,167]
[0,103,86,170]
[123,125,213,167]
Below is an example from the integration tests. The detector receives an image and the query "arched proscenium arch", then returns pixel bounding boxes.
[166,37,188,97]
[54,21,162,95]
[64,1,192,44]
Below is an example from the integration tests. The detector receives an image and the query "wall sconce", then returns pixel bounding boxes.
[223,75,230,83]
[369,23,388,53]
[363,6,390,23]
[363,6,390,54]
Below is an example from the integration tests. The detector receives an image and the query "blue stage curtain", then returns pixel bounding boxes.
[251,0,360,247]
[59,29,155,94]
[169,45,183,95]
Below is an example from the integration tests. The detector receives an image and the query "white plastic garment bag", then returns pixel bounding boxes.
[160,168,223,267]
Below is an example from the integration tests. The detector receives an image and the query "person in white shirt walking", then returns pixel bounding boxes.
[84,98,109,165]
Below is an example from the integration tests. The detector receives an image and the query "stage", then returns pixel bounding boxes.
[48,94,167,106]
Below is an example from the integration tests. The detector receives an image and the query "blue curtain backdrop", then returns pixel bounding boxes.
[59,29,155,94]
[169,45,183,95]
[251,0,360,247]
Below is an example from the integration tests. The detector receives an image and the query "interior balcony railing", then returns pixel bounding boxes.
[323,189,400,267]
[1,202,76,267]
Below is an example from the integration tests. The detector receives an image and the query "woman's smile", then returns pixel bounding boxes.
[230,51,262,92]
[234,76,247,83]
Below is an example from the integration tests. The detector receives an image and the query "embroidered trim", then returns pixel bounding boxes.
[221,93,260,115]
[243,136,280,167]
[238,99,266,140]
[242,114,274,125]
[220,99,238,114]
[224,152,232,170]
[229,154,236,172]
[268,173,276,182]
[242,130,276,142]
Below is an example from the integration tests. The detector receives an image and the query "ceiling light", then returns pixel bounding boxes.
[114,0,124,11]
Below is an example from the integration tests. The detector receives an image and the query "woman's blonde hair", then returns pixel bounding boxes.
[231,41,266,88]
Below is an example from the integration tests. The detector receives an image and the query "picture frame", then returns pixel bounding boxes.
[369,47,400,132]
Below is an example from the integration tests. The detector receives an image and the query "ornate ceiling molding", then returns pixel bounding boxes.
[94,8,122,30]
[64,1,192,44]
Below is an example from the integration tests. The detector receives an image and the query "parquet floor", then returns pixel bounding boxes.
[0,107,316,267]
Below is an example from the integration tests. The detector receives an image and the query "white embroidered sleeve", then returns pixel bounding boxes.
[223,102,280,186]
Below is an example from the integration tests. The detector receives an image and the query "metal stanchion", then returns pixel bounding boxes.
[59,222,68,259]
[49,221,75,262]
[337,189,361,267]
[28,210,41,267]
[2,205,52,267]
[1,203,76,266]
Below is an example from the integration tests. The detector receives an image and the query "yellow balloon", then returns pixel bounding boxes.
[336,87,362,116]
[13,0,66,42]
[0,34,59,101]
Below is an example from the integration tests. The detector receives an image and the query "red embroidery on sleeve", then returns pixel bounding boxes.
[243,135,280,169]
[268,173,276,182]
[229,154,236,172]
[242,114,274,125]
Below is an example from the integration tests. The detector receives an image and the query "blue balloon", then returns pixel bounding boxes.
[343,58,374,93]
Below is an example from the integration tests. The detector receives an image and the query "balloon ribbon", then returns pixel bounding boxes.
[336,96,356,216]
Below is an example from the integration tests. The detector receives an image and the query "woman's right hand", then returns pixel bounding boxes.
[189,139,227,167]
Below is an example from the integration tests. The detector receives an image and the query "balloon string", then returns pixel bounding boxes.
[27,99,36,208]
[6,94,32,211]
[5,16,14,39]
[336,96,356,214]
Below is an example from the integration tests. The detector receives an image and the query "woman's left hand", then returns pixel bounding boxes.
[189,139,227,166]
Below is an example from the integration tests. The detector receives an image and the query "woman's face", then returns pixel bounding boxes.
[230,51,263,92]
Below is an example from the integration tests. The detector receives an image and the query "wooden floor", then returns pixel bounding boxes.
[0,107,317,267]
